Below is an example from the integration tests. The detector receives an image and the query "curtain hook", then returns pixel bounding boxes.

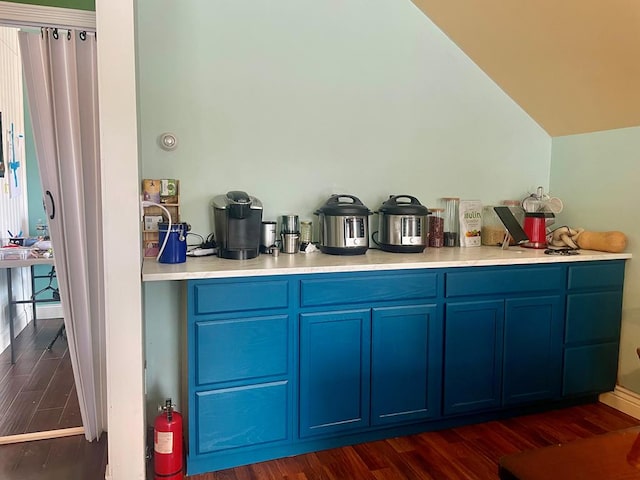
[52,28,59,40]
[79,31,87,41]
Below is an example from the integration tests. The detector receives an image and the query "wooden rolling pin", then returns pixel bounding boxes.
[576,231,627,253]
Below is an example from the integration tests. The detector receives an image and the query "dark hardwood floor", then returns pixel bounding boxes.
[0,317,81,436]
[0,432,108,480]
[189,402,640,480]
[5,321,636,480]
[0,316,107,480]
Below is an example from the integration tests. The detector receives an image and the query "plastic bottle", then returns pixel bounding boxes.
[440,198,459,247]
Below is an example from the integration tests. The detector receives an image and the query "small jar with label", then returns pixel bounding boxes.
[428,208,444,248]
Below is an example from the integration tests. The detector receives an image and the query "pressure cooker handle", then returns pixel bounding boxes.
[328,194,364,206]
[387,195,421,206]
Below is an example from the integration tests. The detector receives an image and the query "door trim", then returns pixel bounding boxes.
[0,1,95,30]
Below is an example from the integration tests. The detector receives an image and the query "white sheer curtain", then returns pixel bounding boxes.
[18,28,104,441]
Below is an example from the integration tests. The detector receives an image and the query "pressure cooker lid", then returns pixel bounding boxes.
[378,195,430,215]
[315,194,371,216]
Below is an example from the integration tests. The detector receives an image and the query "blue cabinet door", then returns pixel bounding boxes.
[503,296,563,405]
[444,300,504,415]
[371,304,442,426]
[299,309,371,437]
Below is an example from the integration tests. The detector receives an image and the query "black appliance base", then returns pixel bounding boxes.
[218,248,259,260]
[379,243,426,253]
[319,245,368,256]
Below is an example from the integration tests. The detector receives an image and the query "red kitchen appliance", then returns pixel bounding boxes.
[521,187,563,249]
[523,212,550,248]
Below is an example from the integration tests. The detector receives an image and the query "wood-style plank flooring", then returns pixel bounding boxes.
[0,317,80,436]
[0,432,108,480]
[0,316,107,480]
[189,402,640,480]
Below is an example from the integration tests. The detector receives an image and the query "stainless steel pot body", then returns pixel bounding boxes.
[317,213,369,255]
[378,213,428,245]
[378,213,428,253]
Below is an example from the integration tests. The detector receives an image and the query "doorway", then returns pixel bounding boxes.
[0,24,82,444]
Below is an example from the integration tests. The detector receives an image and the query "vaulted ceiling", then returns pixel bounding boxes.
[412,0,640,136]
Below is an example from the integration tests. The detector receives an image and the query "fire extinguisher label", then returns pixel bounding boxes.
[155,430,173,455]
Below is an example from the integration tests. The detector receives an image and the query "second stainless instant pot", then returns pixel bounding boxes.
[314,194,372,255]
[375,195,430,253]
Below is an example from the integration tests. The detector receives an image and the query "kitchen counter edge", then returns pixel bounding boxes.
[141,247,632,282]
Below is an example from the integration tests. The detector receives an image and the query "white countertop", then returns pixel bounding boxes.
[141,246,631,282]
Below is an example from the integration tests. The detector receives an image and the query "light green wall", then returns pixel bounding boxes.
[24,96,45,236]
[551,126,640,393]
[137,0,552,422]
[4,0,94,11]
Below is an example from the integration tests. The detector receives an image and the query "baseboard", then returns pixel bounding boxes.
[0,308,29,354]
[36,304,63,319]
[0,426,84,445]
[599,386,640,420]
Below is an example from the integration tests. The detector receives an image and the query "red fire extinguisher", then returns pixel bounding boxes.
[154,398,183,480]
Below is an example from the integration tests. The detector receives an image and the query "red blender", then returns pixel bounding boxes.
[521,187,563,249]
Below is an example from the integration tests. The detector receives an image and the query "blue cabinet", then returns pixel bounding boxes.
[298,271,443,437]
[185,260,625,475]
[186,278,293,474]
[443,265,565,415]
[299,303,443,436]
[563,261,625,396]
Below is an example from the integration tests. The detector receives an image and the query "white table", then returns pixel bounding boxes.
[2,256,56,363]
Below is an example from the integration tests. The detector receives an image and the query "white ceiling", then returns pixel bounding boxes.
[412,0,640,136]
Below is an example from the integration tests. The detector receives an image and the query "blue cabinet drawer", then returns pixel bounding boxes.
[195,315,289,386]
[567,261,625,290]
[565,292,622,344]
[300,272,438,308]
[192,279,288,315]
[194,381,289,454]
[446,265,564,297]
[563,343,619,396]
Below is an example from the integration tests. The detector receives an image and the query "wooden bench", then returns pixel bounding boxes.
[499,427,640,479]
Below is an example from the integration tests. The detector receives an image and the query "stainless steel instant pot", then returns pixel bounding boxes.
[314,194,371,255]
[375,195,430,253]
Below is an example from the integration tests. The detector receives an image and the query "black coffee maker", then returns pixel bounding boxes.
[212,191,263,259]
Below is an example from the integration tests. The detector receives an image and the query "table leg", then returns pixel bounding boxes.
[6,267,15,364]
[30,265,37,329]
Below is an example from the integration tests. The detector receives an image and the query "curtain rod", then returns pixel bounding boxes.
[0,1,96,32]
